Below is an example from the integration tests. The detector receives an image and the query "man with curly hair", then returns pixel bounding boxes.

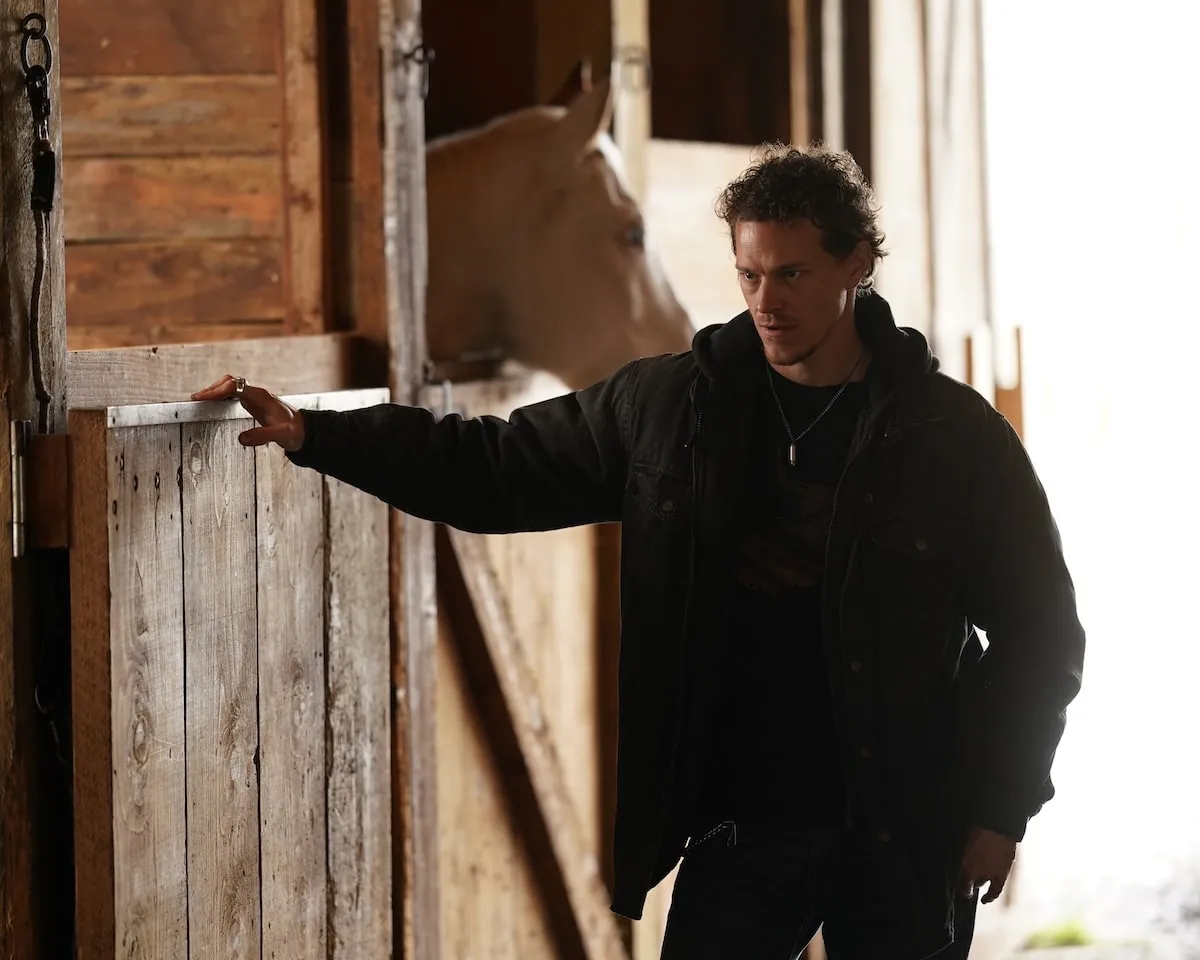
[194,143,1085,959]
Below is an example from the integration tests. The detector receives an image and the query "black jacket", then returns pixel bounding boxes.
[288,292,1085,958]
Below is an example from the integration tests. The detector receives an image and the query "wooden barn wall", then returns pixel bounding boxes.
[59,0,326,349]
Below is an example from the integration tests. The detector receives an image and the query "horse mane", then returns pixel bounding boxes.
[427,106,565,174]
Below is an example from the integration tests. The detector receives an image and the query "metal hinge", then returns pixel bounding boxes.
[10,420,68,557]
[10,420,29,557]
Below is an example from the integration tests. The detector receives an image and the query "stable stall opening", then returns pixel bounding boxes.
[648,0,796,146]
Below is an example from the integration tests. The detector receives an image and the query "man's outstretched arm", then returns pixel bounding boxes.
[192,361,642,535]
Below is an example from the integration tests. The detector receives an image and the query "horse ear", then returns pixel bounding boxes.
[547,58,592,107]
[554,74,613,156]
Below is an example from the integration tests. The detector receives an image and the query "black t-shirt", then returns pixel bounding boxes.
[690,365,869,831]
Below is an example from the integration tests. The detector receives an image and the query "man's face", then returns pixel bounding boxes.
[734,219,866,367]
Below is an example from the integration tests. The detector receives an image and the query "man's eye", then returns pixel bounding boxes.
[623,224,645,248]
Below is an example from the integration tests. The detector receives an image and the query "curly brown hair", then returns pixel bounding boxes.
[715,142,887,292]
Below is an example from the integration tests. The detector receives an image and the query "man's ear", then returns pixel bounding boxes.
[547,59,592,108]
[847,240,872,289]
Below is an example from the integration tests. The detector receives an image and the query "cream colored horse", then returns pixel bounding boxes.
[426,77,694,390]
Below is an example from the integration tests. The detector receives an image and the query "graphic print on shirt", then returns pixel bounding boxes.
[733,459,835,597]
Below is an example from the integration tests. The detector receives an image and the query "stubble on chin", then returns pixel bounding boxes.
[764,341,817,368]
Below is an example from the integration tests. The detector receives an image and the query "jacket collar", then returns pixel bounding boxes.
[688,290,937,412]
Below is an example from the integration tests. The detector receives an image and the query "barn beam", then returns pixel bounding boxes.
[379,2,442,958]
[1,2,71,957]
[66,332,364,407]
[438,525,631,960]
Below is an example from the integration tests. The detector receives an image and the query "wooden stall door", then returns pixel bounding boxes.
[67,389,392,960]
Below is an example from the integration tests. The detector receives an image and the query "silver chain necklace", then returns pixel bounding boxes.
[765,353,864,466]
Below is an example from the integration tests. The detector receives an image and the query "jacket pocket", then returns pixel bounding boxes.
[627,462,693,523]
[868,514,957,559]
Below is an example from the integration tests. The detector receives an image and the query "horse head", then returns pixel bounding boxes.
[426,72,694,390]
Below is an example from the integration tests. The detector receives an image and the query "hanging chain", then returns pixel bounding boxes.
[20,12,57,435]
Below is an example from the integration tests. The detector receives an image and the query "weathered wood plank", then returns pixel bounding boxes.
[64,157,283,242]
[436,614,558,959]
[181,420,260,960]
[67,332,359,407]
[66,239,285,330]
[438,526,628,960]
[108,423,189,958]
[381,2,440,958]
[62,76,282,158]
[281,0,327,334]
[59,0,280,76]
[326,475,393,957]
[67,321,286,352]
[67,411,117,960]
[256,443,325,958]
[99,389,391,429]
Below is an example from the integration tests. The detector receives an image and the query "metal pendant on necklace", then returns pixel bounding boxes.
[766,352,864,469]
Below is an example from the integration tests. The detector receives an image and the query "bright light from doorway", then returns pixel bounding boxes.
[981,0,1200,949]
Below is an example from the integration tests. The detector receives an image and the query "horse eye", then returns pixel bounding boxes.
[623,224,645,249]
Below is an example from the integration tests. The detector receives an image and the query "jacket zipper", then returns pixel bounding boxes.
[670,378,704,838]
[821,411,876,830]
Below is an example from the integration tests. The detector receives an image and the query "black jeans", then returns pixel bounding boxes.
[659,822,977,960]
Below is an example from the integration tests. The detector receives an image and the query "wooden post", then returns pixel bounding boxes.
[611,0,650,203]
[789,0,819,146]
[1,1,70,957]
[380,1,441,957]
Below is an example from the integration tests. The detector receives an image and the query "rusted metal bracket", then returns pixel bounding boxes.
[9,421,69,555]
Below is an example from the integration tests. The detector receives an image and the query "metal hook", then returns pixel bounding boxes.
[401,42,435,100]
[33,682,56,715]
[615,45,651,94]
[20,13,53,75]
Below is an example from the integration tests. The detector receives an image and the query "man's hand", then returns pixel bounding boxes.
[190,375,306,452]
[958,826,1017,904]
